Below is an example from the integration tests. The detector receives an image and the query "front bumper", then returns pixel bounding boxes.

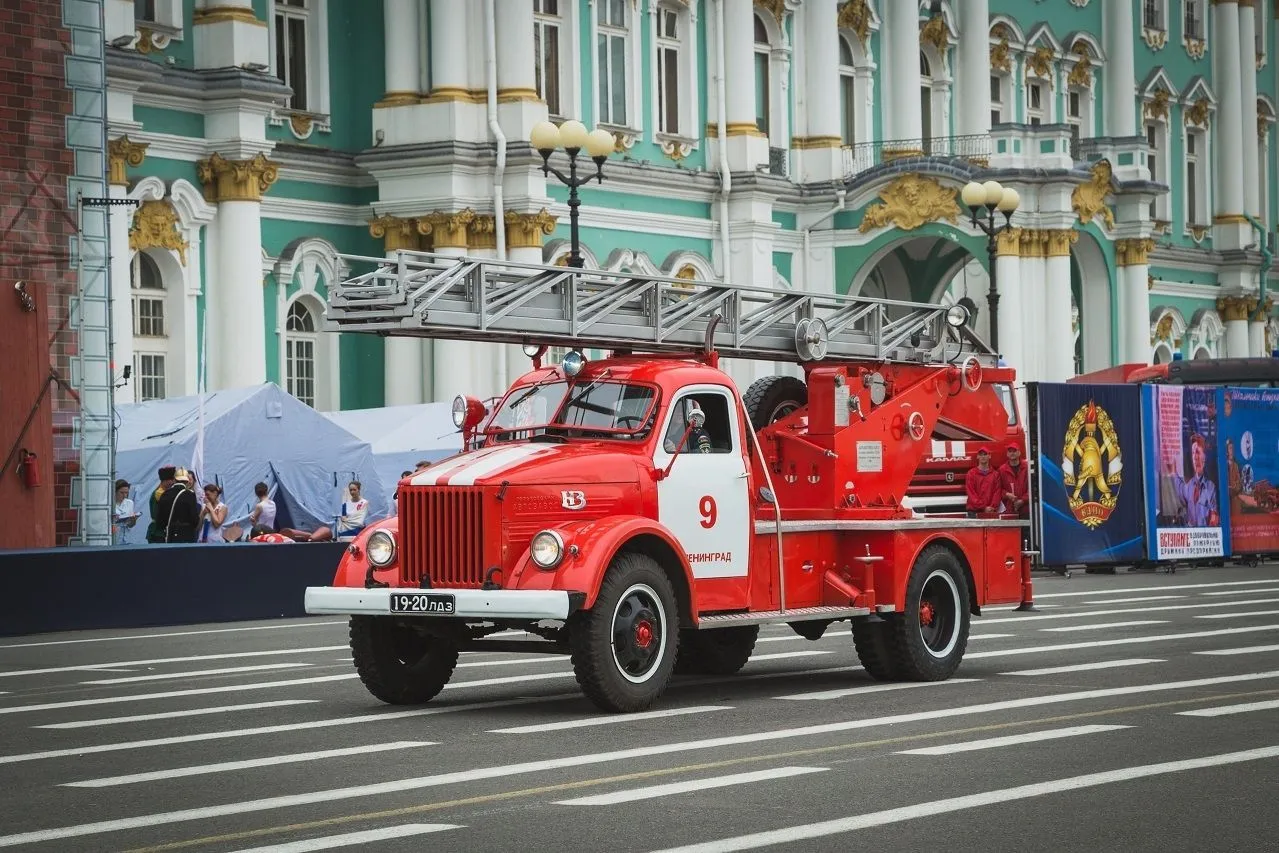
[304,586,577,621]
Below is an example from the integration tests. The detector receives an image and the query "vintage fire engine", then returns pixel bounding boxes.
[304,251,1035,713]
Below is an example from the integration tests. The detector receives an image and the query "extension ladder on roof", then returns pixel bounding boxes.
[325,250,998,365]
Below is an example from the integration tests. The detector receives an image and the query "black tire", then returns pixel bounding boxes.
[881,545,971,681]
[568,552,680,712]
[676,625,759,675]
[851,617,905,681]
[743,375,808,430]
[349,616,460,705]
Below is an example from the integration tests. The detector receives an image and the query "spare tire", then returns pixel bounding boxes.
[743,375,807,430]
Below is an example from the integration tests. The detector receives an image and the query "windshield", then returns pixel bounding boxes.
[485,380,658,440]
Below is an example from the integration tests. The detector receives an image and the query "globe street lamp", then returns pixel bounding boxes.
[961,179,1020,354]
[530,119,615,269]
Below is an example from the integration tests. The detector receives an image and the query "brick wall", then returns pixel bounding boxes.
[0,2,78,549]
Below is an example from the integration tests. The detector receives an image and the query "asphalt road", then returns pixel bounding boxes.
[0,565,1277,852]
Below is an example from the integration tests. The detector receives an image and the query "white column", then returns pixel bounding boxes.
[1220,295,1256,356]
[1103,0,1136,136]
[193,0,268,69]
[370,215,427,405]
[199,153,276,391]
[427,212,476,403]
[1249,316,1267,355]
[795,0,842,181]
[495,0,547,141]
[430,0,470,97]
[504,210,555,386]
[883,0,922,144]
[1118,240,1153,364]
[1019,239,1046,382]
[1241,2,1261,218]
[955,0,990,139]
[1044,231,1077,381]
[383,0,422,103]
[722,0,768,169]
[1215,0,1246,220]
[993,234,1023,372]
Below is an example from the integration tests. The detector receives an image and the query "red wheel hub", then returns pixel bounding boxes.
[635,620,654,648]
[919,601,936,627]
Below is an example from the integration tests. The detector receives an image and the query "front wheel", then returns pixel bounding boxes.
[569,552,680,712]
[881,545,971,681]
[349,616,460,704]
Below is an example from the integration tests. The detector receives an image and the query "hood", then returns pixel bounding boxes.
[406,441,646,488]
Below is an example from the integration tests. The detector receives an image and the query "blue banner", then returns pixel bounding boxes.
[1142,385,1230,560]
[1220,387,1279,555]
[1035,383,1147,565]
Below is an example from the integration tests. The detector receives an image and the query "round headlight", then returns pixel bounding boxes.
[451,395,467,428]
[561,350,586,377]
[366,530,397,567]
[946,304,969,328]
[530,530,564,569]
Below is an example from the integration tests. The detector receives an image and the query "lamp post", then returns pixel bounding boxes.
[961,180,1020,354]
[530,119,615,269]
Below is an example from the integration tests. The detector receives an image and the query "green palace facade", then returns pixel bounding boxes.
[106,0,1279,410]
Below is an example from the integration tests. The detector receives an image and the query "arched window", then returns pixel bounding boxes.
[1153,343,1173,365]
[131,252,167,402]
[285,300,317,407]
[919,52,933,146]
[754,14,770,135]
[839,35,857,145]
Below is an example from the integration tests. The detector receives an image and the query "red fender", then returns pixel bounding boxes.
[332,518,399,588]
[507,514,698,612]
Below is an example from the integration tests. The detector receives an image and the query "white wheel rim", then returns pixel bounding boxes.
[610,582,668,684]
[918,568,961,659]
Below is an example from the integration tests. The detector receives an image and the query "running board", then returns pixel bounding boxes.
[695,605,871,629]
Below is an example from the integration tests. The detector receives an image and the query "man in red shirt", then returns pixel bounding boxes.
[999,441,1030,518]
[965,446,1003,517]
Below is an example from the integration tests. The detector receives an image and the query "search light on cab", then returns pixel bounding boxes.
[562,350,586,377]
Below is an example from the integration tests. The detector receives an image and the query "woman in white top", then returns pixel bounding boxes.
[113,479,139,545]
[199,483,229,543]
[249,481,277,531]
[337,480,369,536]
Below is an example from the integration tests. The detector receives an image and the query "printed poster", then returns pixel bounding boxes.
[1219,388,1279,555]
[1141,385,1230,560]
[1035,383,1147,565]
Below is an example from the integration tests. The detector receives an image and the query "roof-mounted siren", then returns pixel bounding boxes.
[795,317,829,362]
[522,343,548,369]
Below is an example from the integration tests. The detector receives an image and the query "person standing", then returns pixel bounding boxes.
[144,465,176,543]
[999,443,1030,518]
[155,468,201,543]
[965,447,1003,517]
[199,483,229,543]
[249,482,277,532]
[112,479,139,545]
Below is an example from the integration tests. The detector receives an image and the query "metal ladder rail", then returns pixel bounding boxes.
[327,251,994,364]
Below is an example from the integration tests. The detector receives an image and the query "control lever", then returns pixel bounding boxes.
[849,395,867,423]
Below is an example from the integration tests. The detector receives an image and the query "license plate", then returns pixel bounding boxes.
[389,593,456,615]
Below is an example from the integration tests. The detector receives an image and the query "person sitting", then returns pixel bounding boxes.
[965,447,1002,518]
[248,524,294,544]
[336,480,369,538]
[276,525,335,542]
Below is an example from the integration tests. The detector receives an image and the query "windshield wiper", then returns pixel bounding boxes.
[564,369,612,410]
[484,377,565,434]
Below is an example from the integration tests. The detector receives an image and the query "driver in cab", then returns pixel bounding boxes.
[664,398,717,454]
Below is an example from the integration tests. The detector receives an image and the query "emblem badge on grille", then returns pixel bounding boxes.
[561,490,587,510]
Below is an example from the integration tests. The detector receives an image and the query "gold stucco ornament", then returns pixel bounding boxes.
[858,174,960,233]
[1071,160,1116,230]
[129,199,189,265]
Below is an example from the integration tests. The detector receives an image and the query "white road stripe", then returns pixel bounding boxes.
[1201,587,1279,597]
[0,693,586,766]
[897,724,1132,755]
[1197,610,1279,620]
[647,746,1279,853]
[457,656,568,668]
[1033,579,1279,599]
[1000,659,1165,677]
[1177,699,1279,717]
[491,705,732,735]
[81,663,313,685]
[36,700,322,730]
[63,741,434,788]
[776,679,980,702]
[1082,596,1185,605]
[963,624,1279,659]
[969,634,1016,640]
[0,622,345,650]
[2,671,1276,848]
[0,645,349,678]
[1039,620,1169,633]
[748,651,831,662]
[981,597,1279,624]
[223,824,461,852]
[1194,644,1279,656]
[753,636,803,644]
[554,767,829,806]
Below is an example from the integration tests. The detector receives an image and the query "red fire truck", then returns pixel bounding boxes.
[304,253,1035,713]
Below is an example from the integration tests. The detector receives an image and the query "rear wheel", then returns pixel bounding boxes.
[569,552,679,712]
[743,375,808,430]
[851,617,904,681]
[676,625,759,675]
[879,546,971,681]
[349,616,460,704]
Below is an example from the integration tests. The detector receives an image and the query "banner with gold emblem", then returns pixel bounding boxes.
[1141,385,1230,561]
[1034,383,1147,565]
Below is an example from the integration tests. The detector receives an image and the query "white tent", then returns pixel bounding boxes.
[324,402,461,503]
[115,383,391,539]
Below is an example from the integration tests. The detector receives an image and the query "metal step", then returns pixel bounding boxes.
[328,250,996,365]
[696,605,871,629]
